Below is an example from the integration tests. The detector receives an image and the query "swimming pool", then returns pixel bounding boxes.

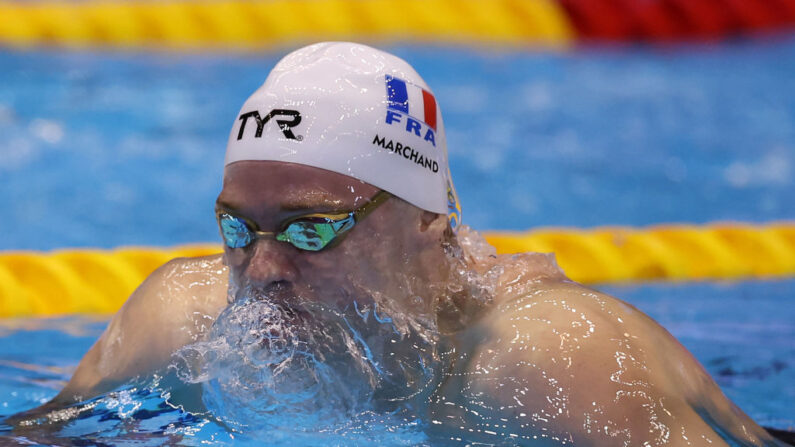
[1,37,794,443]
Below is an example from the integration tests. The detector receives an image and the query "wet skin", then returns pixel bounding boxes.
[36,161,783,446]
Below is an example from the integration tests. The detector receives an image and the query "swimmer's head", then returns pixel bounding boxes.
[216,43,481,334]
[224,41,461,230]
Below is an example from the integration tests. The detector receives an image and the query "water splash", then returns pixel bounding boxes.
[173,282,445,438]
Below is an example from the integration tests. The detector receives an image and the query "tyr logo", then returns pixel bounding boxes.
[236,109,303,141]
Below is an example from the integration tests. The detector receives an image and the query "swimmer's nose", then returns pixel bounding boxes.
[243,239,299,287]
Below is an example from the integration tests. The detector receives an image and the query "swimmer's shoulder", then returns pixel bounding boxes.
[53,254,228,404]
[140,253,229,314]
[452,253,777,445]
[106,253,230,367]
[108,253,229,331]
[479,252,672,369]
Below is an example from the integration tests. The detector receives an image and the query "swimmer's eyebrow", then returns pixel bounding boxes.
[214,192,347,214]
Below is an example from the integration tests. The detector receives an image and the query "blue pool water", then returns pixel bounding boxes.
[1,39,794,249]
[1,37,794,442]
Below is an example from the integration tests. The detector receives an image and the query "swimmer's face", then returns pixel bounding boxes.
[216,161,451,316]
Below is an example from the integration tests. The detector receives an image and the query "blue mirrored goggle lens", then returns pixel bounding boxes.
[218,214,252,248]
[277,215,355,251]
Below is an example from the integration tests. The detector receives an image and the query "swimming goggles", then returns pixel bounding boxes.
[216,190,391,252]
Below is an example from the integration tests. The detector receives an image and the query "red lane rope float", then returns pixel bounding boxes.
[558,0,795,41]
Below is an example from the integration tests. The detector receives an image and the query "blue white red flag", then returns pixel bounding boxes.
[385,75,437,131]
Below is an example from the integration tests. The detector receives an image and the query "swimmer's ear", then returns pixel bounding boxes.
[419,211,446,233]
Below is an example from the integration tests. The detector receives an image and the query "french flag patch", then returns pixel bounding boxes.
[385,75,437,131]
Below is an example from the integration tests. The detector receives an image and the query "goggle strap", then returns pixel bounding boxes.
[353,190,391,222]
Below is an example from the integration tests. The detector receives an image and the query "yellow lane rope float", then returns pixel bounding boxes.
[1,222,793,318]
[0,0,573,50]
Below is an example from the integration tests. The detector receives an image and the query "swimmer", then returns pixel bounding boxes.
[19,42,790,446]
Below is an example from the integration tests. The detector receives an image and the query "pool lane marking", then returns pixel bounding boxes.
[1,222,794,317]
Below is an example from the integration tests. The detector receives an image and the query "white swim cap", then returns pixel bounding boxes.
[224,42,461,227]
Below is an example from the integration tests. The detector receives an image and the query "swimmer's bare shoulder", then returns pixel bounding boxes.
[52,254,228,405]
[437,252,781,446]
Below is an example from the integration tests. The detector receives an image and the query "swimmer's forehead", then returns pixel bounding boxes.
[217,190,347,212]
[217,161,379,214]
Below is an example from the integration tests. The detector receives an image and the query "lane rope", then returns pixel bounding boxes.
[1,222,793,317]
[0,0,573,50]
[0,0,791,50]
